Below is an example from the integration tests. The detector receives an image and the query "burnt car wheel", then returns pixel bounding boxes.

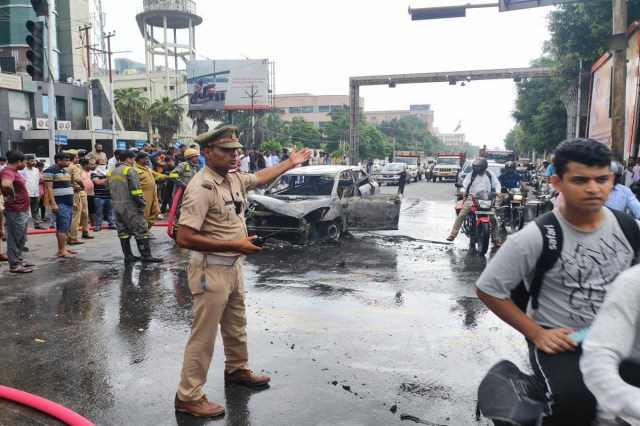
[325,220,342,240]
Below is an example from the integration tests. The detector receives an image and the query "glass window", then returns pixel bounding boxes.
[7,91,30,119]
[289,107,301,114]
[55,96,65,120]
[318,105,331,113]
[300,106,314,113]
[71,99,87,130]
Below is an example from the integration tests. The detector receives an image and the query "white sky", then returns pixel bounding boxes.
[99,0,553,148]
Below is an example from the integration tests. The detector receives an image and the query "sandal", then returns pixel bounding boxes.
[20,261,35,267]
[57,252,77,259]
[10,266,32,273]
[67,249,78,255]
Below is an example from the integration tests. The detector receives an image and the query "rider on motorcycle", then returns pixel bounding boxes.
[498,161,527,193]
[605,161,640,219]
[446,157,502,246]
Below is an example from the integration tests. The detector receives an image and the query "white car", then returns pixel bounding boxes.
[374,163,411,185]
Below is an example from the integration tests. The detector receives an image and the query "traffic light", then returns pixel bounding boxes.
[30,0,48,17]
[25,20,46,81]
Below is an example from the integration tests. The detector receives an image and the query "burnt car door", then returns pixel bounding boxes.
[340,170,402,231]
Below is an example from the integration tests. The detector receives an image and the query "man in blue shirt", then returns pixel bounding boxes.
[605,161,640,219]
[498,161,526,192]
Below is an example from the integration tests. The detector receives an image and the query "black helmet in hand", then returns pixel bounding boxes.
[505,161,516,171]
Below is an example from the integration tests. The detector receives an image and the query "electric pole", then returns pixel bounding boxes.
[611,0,627,161]
[105,32,117,147]
[80,24,97,151]
[243,84,262,147]
[47,0,56,163]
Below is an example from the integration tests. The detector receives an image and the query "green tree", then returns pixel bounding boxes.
[512,3,640,155]
[360,123,392,160]
[149,97,184,147]
[114,88,149,132]
[263,140,283,151]
[504,128,516,151]
[285,116,322,147]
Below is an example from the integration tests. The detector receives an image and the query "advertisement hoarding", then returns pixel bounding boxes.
[186,59,269,113]
[587,23,640,158]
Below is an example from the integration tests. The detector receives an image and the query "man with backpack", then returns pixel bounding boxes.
[476,138,640,425]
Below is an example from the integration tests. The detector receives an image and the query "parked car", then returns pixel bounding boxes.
[374,162,411,185]
[247,165,402,245]
[455,161,504,195]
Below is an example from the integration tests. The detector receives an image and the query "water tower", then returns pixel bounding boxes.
[136,0,202,96]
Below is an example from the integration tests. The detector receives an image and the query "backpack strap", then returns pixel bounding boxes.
[529,211,563,310]
[607,207,640,263]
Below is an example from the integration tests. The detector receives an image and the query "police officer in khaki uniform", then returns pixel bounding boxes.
[107,150,162,263]
[174,125,311,417]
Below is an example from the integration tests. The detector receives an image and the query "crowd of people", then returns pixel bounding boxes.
[4,135,640,423]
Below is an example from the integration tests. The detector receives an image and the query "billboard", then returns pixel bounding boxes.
[186,59,269,113]
[587,23,640,158]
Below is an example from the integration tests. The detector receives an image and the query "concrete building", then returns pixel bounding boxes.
[274,94,364,128]
[434,129,466,148]
[364,104,435,132]
[0,73,146,157]
[57,0,90,81]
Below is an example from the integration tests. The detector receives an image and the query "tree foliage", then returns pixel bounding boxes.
[114,88,149,132]
[511,3,640,155]
[149,97,184,147]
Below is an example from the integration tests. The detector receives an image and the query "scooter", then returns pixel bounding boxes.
[190,82,216,104]
[455,187,497,255]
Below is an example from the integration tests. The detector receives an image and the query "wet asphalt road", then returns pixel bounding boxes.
[0,179,529,426]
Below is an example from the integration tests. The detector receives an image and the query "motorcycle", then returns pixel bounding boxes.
[500,188,527,233]
[190,82,216,104]
[455,187,497,255]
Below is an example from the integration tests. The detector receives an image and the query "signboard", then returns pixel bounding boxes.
[135,140,145,149]
[587,54,613,148]
[0,73,22,91]
[56,135,68,145]
[117,141,127,149]
[186,59,270,113]
[625,29,639,158]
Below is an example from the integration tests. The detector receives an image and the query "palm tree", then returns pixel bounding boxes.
[114,88,149,132]
[149,97,184,147]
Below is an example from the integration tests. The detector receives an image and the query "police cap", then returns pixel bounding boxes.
[195,125,243,149]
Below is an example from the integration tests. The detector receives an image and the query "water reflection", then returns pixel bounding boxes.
[450,296,488,329]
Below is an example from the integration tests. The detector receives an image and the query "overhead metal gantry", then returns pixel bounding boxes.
[348,66,552,164]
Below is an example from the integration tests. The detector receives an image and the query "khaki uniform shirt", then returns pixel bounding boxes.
[178,166,258,257]
[86,151,107,163]
[135,164,166,193]
[66,163,84,193]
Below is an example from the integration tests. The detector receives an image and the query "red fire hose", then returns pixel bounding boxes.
[0,385,95,425]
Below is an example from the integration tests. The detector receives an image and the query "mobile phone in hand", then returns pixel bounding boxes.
[568,327,589,344]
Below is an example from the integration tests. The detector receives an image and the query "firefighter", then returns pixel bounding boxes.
[169,148,201,193]
[167,148,202,239]
[107,150,162,263]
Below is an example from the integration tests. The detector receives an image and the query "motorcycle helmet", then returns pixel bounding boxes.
[611,161,624,185]
[77,149,88,158]
[505,161,516,171]
[472,157,488,172]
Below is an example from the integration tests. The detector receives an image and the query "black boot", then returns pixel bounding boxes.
[120,238,140,264]
[136,238,162,263]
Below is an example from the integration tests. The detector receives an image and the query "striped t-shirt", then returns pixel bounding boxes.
[43,165,74,205]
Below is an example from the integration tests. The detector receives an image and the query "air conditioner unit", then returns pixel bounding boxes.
[86,116,103,130]
[32,118,49,130]
[56,120,72,131]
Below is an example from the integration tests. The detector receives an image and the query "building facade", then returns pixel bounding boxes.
[274,94,364,128]
[364,104,435,132]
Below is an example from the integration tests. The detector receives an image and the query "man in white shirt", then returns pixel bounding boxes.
[239,149,251,173]
[446,157,502,246]
[19,157,43,229]
[107,149,121,171]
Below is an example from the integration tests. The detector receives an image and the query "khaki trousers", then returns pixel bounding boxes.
[449,198,500,240]
[68,192,89,238]
[177,258,250,401]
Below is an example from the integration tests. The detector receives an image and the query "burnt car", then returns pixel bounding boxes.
[247,165,402,245]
